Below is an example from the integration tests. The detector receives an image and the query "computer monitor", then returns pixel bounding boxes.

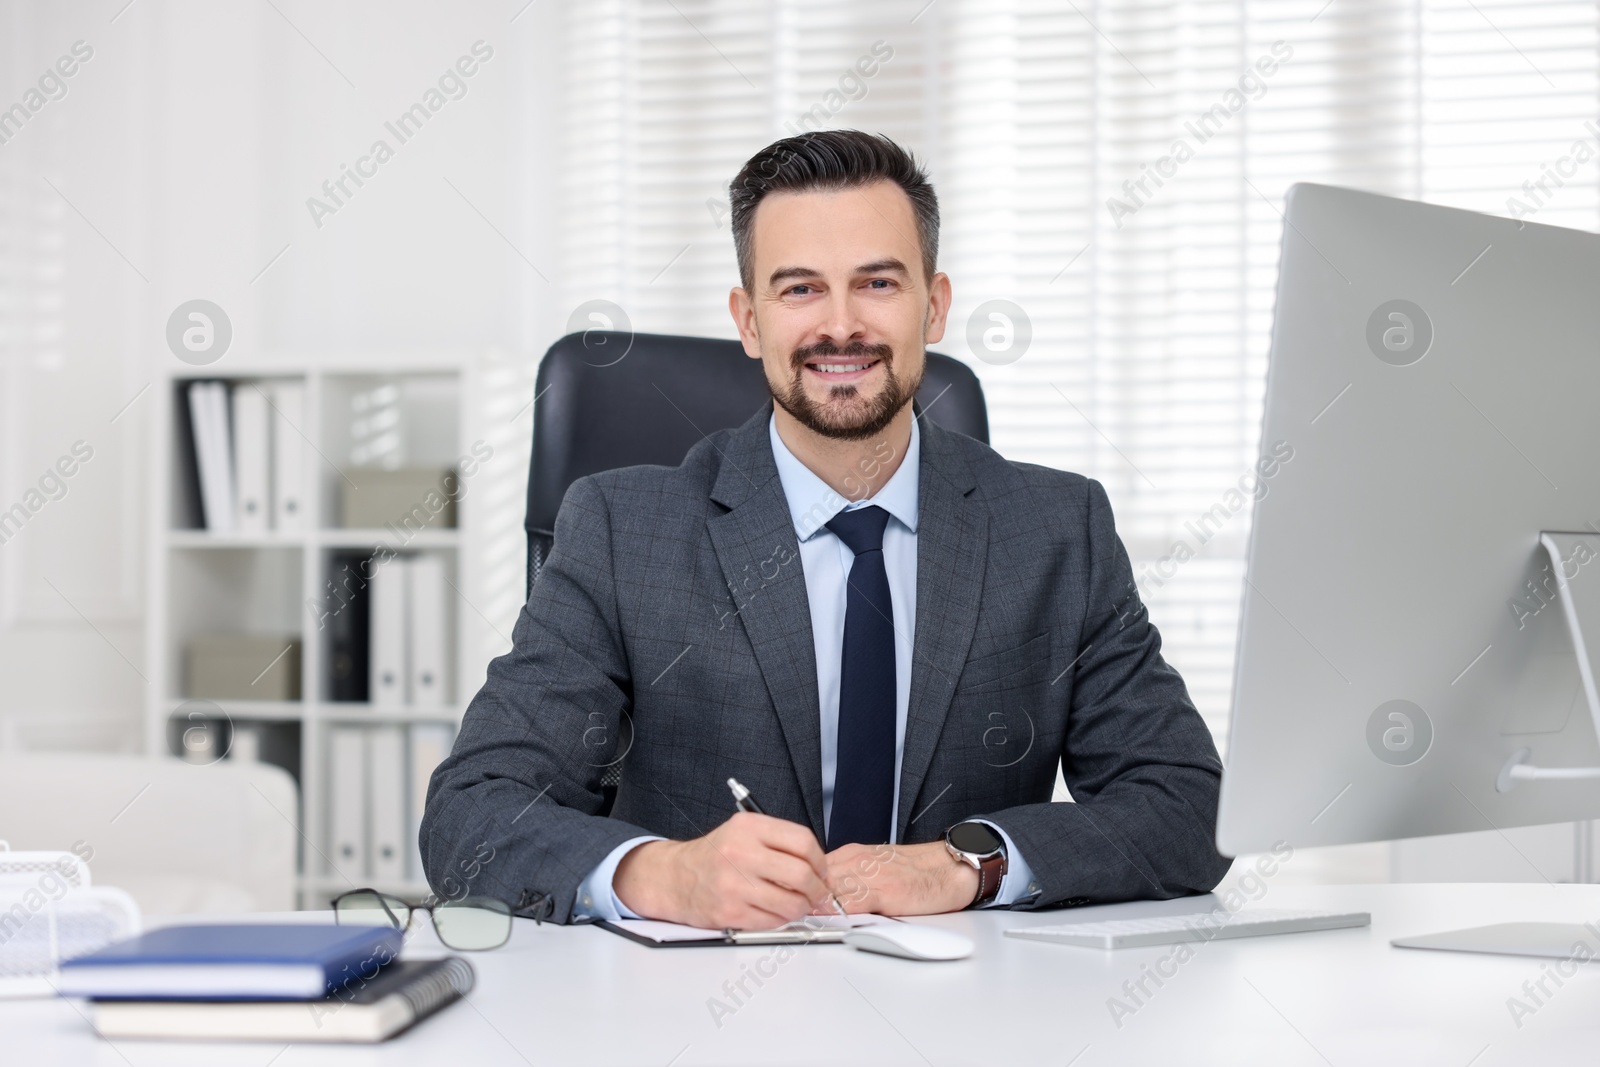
[1217,183,1600,860]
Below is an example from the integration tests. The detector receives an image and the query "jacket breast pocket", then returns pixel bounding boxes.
[956,632,1051,693]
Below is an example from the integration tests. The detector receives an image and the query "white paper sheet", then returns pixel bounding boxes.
[607,913,895,943]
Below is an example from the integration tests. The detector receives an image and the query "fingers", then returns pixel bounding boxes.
[701,872,812,929]
[760,850,834,908]
[726,848,826,919]
[744,879,816,924]
[825,854,865,909]
[825,842,892,911]
[738,812,829,876]
[718,812,831,893]
[693,814,832,926]
[680,811,880,927]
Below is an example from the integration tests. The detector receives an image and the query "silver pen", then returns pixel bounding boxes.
[727,777,849,919]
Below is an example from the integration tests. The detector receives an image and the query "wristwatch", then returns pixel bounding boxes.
[944,821,1007,907]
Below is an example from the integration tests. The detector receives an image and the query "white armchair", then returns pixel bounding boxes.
[0,753,299,915]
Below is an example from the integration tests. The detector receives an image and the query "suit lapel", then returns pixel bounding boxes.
[897,415,988,842]
[706,402,826,840]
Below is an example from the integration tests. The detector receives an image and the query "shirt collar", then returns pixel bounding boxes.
[768,410,920,542]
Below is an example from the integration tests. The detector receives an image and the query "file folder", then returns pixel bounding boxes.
[231,383,270,533]
[271,381,307,532]
[327,726,369,879]
[407,555,448,709]
[368,725,407,884]
[369,559,408,706]
[189,381,235,532]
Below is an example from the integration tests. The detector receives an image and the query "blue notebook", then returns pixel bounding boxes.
[58,924,405,1001]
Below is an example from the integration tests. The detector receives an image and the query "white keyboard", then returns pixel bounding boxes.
[1004,907,1371,949]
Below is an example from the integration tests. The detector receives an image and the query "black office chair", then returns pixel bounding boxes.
[524,330,989,597]
[521,330,989,810]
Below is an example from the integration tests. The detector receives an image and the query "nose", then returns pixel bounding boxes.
[817,288,868,349]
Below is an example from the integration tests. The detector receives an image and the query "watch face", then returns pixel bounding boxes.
[948,821,1001,856]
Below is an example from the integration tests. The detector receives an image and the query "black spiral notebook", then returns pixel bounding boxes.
[88,957,474,1043]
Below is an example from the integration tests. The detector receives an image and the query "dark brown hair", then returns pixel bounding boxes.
[729,130,939,293]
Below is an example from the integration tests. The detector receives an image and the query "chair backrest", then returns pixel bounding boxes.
[524,330,988,595]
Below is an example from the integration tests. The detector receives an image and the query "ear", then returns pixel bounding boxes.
[923,271,953,344]
[728,287,762,359]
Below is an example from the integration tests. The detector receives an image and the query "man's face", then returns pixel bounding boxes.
[730,179,951,441]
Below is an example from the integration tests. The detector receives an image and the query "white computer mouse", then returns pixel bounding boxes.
[843,923,975,961]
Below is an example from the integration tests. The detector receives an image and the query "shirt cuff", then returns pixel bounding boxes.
[573,835,665,920]
[972,820,1039,908]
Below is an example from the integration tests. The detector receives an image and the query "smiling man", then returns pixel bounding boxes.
[422,130,1231,928]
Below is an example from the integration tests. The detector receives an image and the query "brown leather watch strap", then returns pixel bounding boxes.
[973,849,1006,906]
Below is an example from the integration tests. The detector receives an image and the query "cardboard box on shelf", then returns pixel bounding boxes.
[186,635,302,701]
[340,467,458,531]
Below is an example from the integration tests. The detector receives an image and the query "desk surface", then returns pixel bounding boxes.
[8,882,1599,1065]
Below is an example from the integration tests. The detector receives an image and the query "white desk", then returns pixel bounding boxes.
[7,883,1598,1065]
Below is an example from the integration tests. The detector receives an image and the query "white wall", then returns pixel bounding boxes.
[0,0,565,751]
[1243,823,1599,890]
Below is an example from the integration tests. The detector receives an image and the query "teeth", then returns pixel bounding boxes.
[812,362,874,373]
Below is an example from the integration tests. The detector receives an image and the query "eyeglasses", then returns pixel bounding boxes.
[331,889,513,951]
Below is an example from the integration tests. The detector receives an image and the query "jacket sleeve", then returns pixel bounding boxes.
[419,475,653,922]
[979,477,1233,908]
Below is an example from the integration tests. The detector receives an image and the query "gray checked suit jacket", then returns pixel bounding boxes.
[421,398,1231,922]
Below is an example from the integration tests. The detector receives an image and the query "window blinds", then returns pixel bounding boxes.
[552,0,1600,749]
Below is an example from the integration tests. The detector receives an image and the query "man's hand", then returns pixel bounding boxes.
[613,812,836,930]
[825,841,979,915]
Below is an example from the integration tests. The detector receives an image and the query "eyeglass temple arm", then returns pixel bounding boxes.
[377,895,405,927]
[513,888,553,924]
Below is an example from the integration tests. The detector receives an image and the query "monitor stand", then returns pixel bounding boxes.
[1497,532,1600,793]
[1408,534,1600,959]
[1392,922,1600,959]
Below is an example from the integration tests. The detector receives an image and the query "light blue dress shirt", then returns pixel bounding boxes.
[572,412,1036,919]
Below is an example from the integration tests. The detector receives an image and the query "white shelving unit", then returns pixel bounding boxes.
[146,354,486,908]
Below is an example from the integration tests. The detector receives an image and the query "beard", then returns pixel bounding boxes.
[769,339,922,441]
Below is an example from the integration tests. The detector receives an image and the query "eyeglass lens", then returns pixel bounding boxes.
[334,890,411,930]
[432,898,512,950]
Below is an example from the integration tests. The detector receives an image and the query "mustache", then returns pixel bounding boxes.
[792,340,892,369]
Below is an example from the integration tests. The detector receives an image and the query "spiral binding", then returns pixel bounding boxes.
[395,957,475,1021]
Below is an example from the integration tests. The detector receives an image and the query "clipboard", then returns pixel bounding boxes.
[594,914,898,949]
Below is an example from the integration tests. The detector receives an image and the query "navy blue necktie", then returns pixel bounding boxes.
[825,505,896,850]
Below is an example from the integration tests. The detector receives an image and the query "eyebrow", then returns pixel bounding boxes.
[767,258,912,288]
